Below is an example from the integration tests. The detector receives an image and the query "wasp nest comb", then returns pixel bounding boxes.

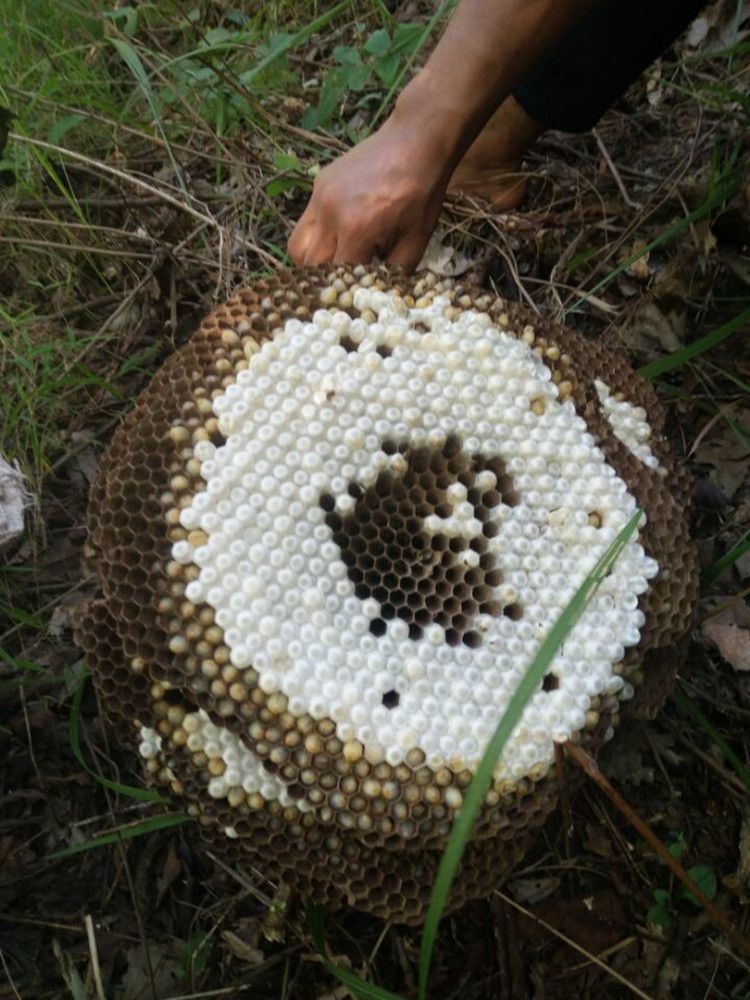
[76,266,697,924]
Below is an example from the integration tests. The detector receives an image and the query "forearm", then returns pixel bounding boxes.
[394,0,594,173]
[288,0,593,267]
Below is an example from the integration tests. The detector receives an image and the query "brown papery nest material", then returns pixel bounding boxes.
[75,266,697,924]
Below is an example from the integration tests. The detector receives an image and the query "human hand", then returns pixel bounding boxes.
[288,0,588,271]
[288,112,452,272]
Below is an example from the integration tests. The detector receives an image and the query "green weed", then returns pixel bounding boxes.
[265,149,310,198]
[0,643,51,692]
[0,3,120,179]
[301,22,425,131]
[647,834,718,928]
[638,307,750,380]
[180,931,215,980]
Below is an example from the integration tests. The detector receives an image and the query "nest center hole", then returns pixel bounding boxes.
[320,435,520,647]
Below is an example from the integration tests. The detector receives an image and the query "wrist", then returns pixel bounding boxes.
[391,72,470,171]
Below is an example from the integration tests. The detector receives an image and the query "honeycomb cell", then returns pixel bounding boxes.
[321,436,517,648]
[74,265,698,924]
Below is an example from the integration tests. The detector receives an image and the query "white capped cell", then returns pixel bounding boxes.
[170,289,658,784]
[594,379,661,470]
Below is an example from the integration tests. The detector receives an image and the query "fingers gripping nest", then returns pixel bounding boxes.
[75,266,698,924]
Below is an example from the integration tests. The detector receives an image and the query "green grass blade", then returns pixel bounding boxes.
[241,3,351,86]
[565,164,742,316]
[0,602,43,629]
[0,105,12,155]
[307,901,405,1000]
[69,668,168,804]
[0,643,47,675]
[108,36,186,194]
[637,308,750,380]
[673,685,750,793]
[47,813,187,860]
[701,527,750,589]
[151,3,350,123]
[704,358,750,396]
[109,37,157,106]
[417,508,643,1000]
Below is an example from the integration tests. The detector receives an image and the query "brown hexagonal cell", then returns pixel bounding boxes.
[321,435,519,647]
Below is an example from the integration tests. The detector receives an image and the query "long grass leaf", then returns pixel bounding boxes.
[701,528,750,589]
[307,902,405,1000]
[108,37,186,194]
[69,669,168,804]
[0,643,46,674]
[566,165,742,315]
[417,508,643,999]
[638,308,750,380]
[673,685,750,792]
[47,813,187,860]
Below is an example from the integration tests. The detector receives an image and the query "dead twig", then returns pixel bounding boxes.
[565,740,750,957]
[9,132,217,228]
[554,934,639,978]
[0,950,22,1000]
[592,128,642,210]
[84,914,106,1000]
[494,889,652,1000]
[0,236,158,260]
